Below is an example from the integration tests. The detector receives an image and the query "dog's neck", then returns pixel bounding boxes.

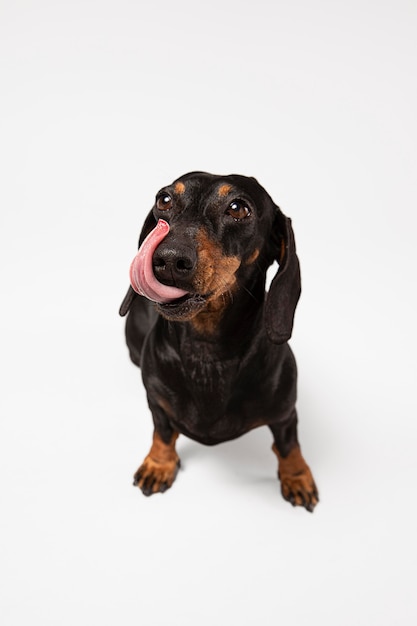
[181,276,266,350]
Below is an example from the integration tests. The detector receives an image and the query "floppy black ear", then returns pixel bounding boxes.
[264,208,301,343]
[119,209,157,317]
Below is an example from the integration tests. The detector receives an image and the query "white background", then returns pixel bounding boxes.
[1,1,416,624]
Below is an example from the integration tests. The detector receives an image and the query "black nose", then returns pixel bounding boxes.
[152,244,196,285]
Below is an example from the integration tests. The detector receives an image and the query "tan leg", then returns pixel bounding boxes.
[133,431,180,496]
[273,444,319,512]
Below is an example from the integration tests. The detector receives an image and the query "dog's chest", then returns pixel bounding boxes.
[174,343,269,445]
[180,342,239,402]
[151,329,270,443]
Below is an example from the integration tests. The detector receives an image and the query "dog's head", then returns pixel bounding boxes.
[120,172,301,343]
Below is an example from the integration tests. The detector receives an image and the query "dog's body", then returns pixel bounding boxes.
[120,172,318,511]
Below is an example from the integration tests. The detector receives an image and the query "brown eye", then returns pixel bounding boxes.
[156,194,173,211]
[226,200,251,221]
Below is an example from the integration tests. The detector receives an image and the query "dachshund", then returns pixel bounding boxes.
[119,171,318,511]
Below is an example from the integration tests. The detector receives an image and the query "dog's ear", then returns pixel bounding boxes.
[264,207,301,343]
[119,285,137,317]
[119,209,157,317]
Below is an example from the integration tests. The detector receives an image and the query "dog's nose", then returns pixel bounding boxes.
[152,244,196,285]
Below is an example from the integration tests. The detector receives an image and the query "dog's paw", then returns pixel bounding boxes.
[133,455,180,496]
[273,444,319,512]
[279,468,319,512]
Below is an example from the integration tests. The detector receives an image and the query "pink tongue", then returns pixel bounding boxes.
[129,219,189,303]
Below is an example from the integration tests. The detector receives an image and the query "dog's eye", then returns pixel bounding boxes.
[156,194,173,211]
[226,200,251,221]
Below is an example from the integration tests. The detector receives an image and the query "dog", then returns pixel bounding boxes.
[119,171,318,511]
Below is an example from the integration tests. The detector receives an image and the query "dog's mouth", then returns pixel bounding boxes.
[129,220,208,318]
[129,220,190,304]
[155,292,208,319]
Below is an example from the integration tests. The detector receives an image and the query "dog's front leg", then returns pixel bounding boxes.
[269,412,319,512]
[133,399,180,496]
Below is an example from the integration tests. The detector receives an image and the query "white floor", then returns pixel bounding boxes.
[1,1,417,624]
[2,323,416,625]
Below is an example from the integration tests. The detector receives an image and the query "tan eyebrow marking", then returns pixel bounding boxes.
[174,182,186,195]
[218,184,232,197]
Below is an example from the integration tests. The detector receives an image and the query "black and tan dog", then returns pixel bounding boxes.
[119,171,318,511]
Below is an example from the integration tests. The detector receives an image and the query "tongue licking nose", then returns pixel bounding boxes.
[129,219,189,304]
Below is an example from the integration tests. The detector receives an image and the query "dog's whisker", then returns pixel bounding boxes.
[241,284,259,303]
[223,289,233,305]
[209,276,235,300]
